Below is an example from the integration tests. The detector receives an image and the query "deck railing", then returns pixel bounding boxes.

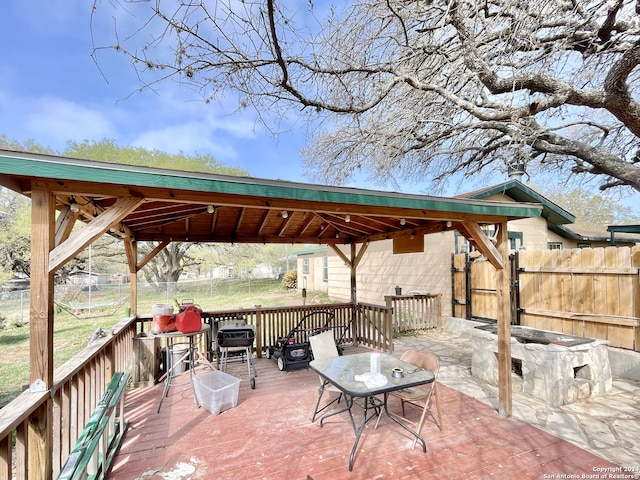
[0,315,137,480]
[384,293,442,332]
[0,301,400,479]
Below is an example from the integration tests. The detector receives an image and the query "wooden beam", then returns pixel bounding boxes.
[29,188,55,479]
[124,238,138,315]
[330,244,352,267]
[138,240,170,271]
[257,210,270,237]
[495,221,512,417]
[460,221,504,269]
[353,242,369,270]
[54,205,78,247]
[49,197,144,272]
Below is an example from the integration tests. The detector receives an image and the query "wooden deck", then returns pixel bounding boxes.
[108,354,618,480]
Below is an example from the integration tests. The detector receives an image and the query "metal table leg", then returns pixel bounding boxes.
[381,393,427,452]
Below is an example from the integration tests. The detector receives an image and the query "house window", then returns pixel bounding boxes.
[509,232,523,250]
[322,256,328,282]
[577,243,591,248]
[454,230,523,253]
[302,258,309,274]
[547,242,563,250]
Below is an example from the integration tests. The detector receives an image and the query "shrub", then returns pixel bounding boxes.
[281,270,297,289]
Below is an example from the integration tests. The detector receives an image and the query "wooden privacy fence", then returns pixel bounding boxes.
[452,246,640,351]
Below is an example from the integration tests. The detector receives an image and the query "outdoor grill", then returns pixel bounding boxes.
[217,325,255,347]
[217,325,257,389]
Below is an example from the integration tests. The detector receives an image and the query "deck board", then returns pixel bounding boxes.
[108,354,618,479]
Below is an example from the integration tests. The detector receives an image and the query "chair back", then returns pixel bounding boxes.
[400,349,440,379]
[309,330,339,360]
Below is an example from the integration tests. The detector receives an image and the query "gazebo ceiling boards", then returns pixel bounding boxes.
[0,149,542,263]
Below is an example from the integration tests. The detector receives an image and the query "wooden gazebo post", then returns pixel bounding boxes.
[495,221,512,417]
[460,220,512,417]
[330,242,369,347]
[29,188,56,480]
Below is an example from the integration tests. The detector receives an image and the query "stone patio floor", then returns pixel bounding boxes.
[394,328,640,470]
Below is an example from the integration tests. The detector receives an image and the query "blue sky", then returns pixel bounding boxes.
[0,1,308,182]
[1,2,638,215]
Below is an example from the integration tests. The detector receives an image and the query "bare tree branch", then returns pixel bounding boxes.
[92,0,640,193]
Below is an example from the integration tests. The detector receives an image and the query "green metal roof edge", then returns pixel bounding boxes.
[607,224,640,234]
[0,150,542,218]
[550,225,583,240]
[553,225,640,243]
[296,247,329,256]
[465,180,573,225]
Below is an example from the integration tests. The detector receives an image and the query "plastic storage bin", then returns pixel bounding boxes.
[193,370,241,415]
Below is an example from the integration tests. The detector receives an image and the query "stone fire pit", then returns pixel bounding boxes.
[471,325,612,406]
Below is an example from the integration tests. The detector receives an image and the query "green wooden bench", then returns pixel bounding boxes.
[57,372,129,480]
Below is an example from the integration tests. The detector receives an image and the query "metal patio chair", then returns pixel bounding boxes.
[376,349,443,449]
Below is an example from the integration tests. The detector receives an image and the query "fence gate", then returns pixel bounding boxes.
[451,252,519,325]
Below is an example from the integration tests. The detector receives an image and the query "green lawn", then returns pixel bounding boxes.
[0,278,330,407]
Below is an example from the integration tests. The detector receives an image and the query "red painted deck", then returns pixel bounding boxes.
[108,355,618,480]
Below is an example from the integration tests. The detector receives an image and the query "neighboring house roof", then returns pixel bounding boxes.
[459,180,640,245]
[554,225,640,244]
[459,180,575,226]
[296,247,328,256]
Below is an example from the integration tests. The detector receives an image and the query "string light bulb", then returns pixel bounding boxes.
[345,214,350,223]
[281,210,288,219]
[400,218,406,226]
[207,205,215,214]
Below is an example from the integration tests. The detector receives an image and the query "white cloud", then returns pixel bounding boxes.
[24,97,116,148]
[132,122,240,160]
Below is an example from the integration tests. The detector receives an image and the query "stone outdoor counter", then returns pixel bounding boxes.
[471,325,612,407]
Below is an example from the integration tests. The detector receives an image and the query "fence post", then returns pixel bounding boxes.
[255,305,262,358]
[384,307,394,353]
[435,294,442,329]
[383,295,394,331]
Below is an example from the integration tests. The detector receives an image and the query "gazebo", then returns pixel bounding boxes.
[0,148,542,479]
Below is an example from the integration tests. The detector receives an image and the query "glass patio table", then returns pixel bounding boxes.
[309,351,435,471]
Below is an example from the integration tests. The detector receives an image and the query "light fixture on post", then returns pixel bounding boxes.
[281,210,289,219]
[207,205,215,214]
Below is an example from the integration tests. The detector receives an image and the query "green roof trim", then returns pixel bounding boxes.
[463,180,574,225]
[0,150,543,219]
[296,247,328,256]
[607,224,640,234]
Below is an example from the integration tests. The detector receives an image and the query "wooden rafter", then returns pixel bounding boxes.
[49,197,145,272]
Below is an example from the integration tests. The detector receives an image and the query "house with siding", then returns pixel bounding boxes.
[296,247,329,293]
[297,179,640,315]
